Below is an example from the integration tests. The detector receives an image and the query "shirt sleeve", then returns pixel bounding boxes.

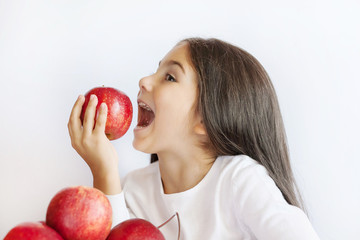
[106,192,130,228]
[232,164,320,240]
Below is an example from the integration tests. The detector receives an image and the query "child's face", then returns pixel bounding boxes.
[133,42,203,155]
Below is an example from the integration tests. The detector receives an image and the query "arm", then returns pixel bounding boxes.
[67,94,121,194]
[106,192,130,227]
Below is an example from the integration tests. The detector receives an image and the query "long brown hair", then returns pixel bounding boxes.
[151,38,304,210]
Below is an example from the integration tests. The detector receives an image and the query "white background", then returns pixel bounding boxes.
[1,0,359,239]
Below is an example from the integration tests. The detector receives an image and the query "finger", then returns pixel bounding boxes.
[68,95,85,135]
[83,94,98,136]
[94,102,108,135]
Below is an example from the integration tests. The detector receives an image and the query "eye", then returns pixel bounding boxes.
[165,74,176,82]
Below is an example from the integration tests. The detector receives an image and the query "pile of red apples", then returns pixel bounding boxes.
[5,186,166,240]
[4,87,171,239]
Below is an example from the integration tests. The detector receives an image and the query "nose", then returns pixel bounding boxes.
[138,75,153,94]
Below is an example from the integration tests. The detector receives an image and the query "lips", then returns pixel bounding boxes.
[137,101,155,128]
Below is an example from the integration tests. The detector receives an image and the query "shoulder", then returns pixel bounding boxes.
[216,154,286,205]
[216,155,273,187]
[217,154,261,171]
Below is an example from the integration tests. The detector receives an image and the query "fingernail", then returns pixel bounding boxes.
[100,102,107,110]
[90,94,96,100]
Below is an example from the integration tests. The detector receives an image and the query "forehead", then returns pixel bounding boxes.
[161,42,192,69]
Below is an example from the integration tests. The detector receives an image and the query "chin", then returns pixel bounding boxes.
[132,139,153,154]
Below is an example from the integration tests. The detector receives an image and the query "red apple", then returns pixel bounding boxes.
[80,86,133,140]
[106,218,165,240]
[46,186,112,240]
[4,221,64,240]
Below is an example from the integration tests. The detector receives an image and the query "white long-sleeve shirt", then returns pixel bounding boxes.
[107,155,320,240]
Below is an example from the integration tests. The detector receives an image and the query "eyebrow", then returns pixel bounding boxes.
[158,60,185,74]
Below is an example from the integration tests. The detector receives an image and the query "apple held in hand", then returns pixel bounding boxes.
[4,221,64,240]
[81,86,133,140]
[46,186,112,240]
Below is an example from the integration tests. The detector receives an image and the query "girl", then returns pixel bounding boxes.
[68,38,320,239]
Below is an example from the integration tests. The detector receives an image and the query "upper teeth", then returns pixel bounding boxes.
[139,102,152,111]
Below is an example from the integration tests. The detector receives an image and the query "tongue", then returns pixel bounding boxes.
[138,109,155,127]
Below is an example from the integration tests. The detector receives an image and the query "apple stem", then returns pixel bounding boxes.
[157,212,181,240]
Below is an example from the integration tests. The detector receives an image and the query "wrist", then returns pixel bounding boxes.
[92,167,122,195]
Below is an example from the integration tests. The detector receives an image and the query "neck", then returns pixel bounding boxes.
[157,150,215,194]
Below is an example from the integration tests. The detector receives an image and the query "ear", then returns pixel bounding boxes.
[194,120,207,135]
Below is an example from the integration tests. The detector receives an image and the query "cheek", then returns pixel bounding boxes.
[158,90,194,119]
[154,84,198,130]
[156,104,196,138]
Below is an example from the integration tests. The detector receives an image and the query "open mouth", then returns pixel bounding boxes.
[137,101,155,128]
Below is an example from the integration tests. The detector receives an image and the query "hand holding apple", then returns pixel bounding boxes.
[68,88,127,194]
